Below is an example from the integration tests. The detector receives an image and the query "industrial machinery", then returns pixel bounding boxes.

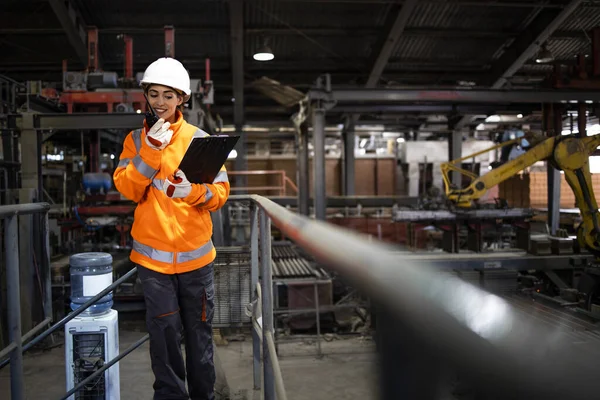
[442,132,600,255]
[439,131,600,314]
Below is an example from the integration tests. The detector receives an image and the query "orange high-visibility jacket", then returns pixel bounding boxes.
[113,111,230,274]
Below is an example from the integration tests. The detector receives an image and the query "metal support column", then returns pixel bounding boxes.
[42,212,52,322]
[250,205,260,390]
[210,210,225,247]
[1,126,18,191]
[230,0,247,190]
[578,102,587,137]
[18,113,37,333]
[343,123,355,196]
[312,108,326,220]
[5,215,24,400]
[259,210,275,400]
[89,130,100,173]
[297,121,310,216]
[448,130,462,189]
[544,103,561,235]
[313,282,322,358]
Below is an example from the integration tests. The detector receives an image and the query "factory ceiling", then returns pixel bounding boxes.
[2,0,600,131]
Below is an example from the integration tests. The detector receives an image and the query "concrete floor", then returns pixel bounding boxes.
[0,317,377,400]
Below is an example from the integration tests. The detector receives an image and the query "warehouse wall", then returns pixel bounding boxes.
[498,172,600,209]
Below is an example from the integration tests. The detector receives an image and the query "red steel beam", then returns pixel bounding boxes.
[76,205,135,216]
[87,26,99,72]
[124,35,133,79]
[164,25,175,57]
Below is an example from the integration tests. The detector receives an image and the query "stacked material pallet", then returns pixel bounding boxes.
[271,243,329,279]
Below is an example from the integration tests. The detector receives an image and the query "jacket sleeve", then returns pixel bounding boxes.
[113,130,162,203]
[184,165,230,211]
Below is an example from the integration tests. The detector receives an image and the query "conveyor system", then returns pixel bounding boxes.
[271,243,329,279]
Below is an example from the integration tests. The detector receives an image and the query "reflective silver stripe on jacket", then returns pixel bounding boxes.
[116,128,143,169]
[152,178,163,190]
[133,239,214,264]
[132,155,157,179]
[203,184,214,202]
[132,129,143,152]
[193,129,210,138]
[130,129,158,179]
[213,170,228,183]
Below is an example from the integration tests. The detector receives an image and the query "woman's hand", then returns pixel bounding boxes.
[163,169,192,198]
[145,118,173,150]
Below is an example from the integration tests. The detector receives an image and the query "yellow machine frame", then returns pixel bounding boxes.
[441,133,600,256]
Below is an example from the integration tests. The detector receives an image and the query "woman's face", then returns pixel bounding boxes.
[146,84,183,123]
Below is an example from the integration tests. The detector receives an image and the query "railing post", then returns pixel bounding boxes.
[313,281,322,358]
[250,204,261,390]
[259,209,275,400]
[42,212,52,321]
[5,214,24,400]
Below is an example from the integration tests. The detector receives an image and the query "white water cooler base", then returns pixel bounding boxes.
[65,309,120,400]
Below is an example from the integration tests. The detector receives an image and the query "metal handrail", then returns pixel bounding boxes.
[252,283,288,400]
[0,202,52,400]
[232,194,600,400]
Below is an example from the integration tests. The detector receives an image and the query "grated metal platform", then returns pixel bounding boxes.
[213,247,252,327]
[502,293,600,355]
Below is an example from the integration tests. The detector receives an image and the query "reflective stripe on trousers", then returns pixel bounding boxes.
[133,239,214,264]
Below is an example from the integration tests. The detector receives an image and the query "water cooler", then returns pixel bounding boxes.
[65,252,120,400]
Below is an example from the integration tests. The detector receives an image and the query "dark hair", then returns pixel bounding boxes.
[144,83,186,110]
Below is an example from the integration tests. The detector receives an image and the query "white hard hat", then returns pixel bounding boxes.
[140,57,191,102]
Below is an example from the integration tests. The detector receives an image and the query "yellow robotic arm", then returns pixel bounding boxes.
[442,134,600,256]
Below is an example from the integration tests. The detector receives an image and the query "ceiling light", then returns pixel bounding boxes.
[535,45,554,64]
[517,114,523,118]
[253,45,274,61]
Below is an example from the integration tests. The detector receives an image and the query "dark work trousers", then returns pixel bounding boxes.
[137,263,216,400]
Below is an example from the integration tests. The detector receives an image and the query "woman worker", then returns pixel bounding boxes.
[113,57,229,400]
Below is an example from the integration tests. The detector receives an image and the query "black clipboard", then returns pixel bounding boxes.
[178,135,240,184]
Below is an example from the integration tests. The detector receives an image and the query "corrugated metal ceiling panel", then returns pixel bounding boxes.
[558,3,600,31]
[245,0,389,28]
[547,37,590,60]
[393,35,506,65]
[408,2,534,31]
[75,0,229,28]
